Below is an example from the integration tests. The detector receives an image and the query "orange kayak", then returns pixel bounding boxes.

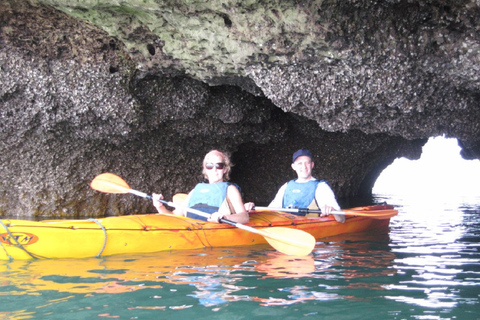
[0,205,397,260]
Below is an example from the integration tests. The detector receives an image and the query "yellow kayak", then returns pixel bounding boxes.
[0,205,397,260]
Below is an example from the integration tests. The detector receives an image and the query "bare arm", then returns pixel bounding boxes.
[152,192,188,217]
[315,182,345,223]
[268,183,287,208]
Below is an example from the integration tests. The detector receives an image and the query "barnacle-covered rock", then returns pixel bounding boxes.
[0,0,478,217]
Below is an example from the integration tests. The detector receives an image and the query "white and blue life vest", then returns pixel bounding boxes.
[187,182,230,221]
[282,179,322,214]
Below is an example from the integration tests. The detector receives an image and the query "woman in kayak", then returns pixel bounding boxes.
[152,150,251,223]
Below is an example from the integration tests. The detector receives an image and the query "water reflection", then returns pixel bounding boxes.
[0,247,316,296]
[256,254,316,278]
[1,198,479,319]
[0,231,396,304]
[382,197,480,310]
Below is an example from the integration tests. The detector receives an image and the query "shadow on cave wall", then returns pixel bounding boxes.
[231,114,427,208]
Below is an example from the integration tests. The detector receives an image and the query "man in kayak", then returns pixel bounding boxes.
[269,149,345,222]
[152,150,250,224]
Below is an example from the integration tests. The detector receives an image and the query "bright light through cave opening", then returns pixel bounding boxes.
[373,136,480,201]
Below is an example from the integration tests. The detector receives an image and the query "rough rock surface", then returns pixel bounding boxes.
[0,0,478,217]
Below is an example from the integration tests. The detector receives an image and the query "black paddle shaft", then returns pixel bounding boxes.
[156,198,238,226]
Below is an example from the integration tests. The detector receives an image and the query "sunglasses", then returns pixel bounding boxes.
[205,162,225,170]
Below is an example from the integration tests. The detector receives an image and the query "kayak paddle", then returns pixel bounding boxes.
[90,173,316,256]
[253,206,398,220]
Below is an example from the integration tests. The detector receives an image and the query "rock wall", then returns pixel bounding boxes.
[0,0,478,217]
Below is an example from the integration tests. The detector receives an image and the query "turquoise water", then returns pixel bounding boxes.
[1,194,479,319]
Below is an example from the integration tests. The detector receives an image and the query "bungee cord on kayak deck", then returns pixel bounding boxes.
[87,218,108,258]
[0,220,41,260]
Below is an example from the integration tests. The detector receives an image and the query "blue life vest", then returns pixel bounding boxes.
[282,179,322,214]
[187,182,230,221]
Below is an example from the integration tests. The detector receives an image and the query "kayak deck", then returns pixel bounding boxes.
[0,205,397,260]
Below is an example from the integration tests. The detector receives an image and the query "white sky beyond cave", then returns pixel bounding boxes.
[373,136,480,199]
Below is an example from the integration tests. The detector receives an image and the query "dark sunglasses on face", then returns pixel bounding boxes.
[205,162,225,170]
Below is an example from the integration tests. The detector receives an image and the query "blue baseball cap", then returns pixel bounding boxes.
[292,149,313,162]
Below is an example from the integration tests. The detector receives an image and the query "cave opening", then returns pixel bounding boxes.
[373,136,480,201]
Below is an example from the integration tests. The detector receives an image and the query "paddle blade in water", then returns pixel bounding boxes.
[260,227,316,256]
[90,173,131,194]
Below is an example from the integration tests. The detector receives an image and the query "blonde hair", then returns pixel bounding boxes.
[202,150,232,181]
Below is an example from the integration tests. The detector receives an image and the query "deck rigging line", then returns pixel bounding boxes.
[0,220,38,260]
[88,218,107,257]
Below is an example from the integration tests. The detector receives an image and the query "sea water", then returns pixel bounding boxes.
[0,193,479,320]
